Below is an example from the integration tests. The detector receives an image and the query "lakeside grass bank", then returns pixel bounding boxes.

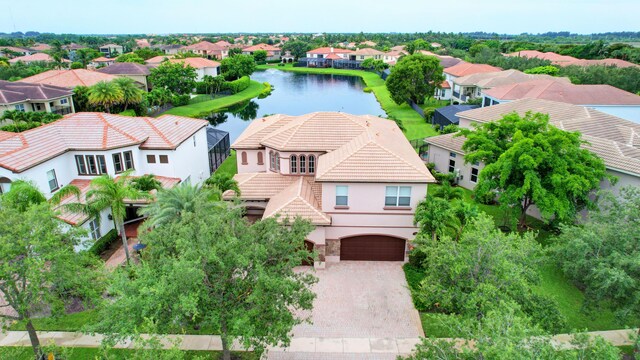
[161,80,267,118]
[256,64,438,140]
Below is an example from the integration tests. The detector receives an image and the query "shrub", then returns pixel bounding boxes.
[88,229,118,256]
[363,87,372,93]
[225,76,250,94]
[258,82,272,99]
[195,81,208,94]
[171,94,190,107]
[70,62,83,69]
[1,122,42,132]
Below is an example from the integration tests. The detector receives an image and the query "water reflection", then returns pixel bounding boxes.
[204,69,386,143]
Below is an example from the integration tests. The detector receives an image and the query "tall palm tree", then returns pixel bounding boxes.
[88,81,124,113]
[113,77,144,111]
[140,181,222,229]
[61,171,149,265]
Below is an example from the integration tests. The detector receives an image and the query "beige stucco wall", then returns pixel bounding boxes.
[237,149,267,173]
[426,144,483,190]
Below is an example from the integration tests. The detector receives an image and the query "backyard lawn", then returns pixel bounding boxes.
[161,81,267,118]
[215,150,238,176]
[408,183,633,337]
[257,64,439,140]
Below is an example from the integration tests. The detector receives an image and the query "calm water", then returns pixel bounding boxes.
[206,69,385,142]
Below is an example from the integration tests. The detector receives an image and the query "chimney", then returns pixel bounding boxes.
[330,47,334,53]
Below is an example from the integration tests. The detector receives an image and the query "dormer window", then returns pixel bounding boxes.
[308,155,315,174]
[290,155,297,173]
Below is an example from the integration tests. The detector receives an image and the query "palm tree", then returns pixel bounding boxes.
[431,180,464,201]
[61,171,149,265]
[113,77,144,111]
[140,181,222,229]
[88,81,124,113]
[130,174,162,192]
[204,172,240,194]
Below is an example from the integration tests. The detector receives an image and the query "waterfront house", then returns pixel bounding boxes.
[225,112,435,266]
[442,62,502,102]
[242,44,282,61]
[167,58,221,81]
[352,48,385,61]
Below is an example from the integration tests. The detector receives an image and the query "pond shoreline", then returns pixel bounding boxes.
[256,64,438,140]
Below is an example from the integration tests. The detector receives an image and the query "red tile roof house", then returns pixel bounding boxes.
[506,50,639,68]
[224,112,436,267]
[424,98,640,219]
[301,47,356,68]
[8,53,71,66]
[442,62,502,103]
[96,63,151,91]
[179,41,232,60]
[0,112,211,249]
[88,56,116,69]
[482,79,640,122]
[242,44,282,61]
[167,58,221,81]
[20,69,119,89]
[0,80,75,116]
[0,46,33,58]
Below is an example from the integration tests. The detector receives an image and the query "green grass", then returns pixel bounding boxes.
[215,151,238,176]
[118,109,136,116]
[9,310,98,332]
[257,64,439,141]
[162,81,267,118]
[0,347,258,360]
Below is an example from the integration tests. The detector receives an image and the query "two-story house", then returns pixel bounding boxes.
[424,98,640,203]
[0,80,75,116]
[0,112,210,247]
[242,44,282,61]
[224,112,435,267]
[442,62,501,103]
[99,44,124,58]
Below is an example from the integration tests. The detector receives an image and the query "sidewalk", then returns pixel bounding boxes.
[0,329,636,356]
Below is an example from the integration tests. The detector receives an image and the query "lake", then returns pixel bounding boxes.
[206,69,386,142]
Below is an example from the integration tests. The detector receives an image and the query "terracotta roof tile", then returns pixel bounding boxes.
[262,177,330,225]
[96,63,150,76]
[168,57,220,69]
[8,53,70,64]
[0,112,207,172]
[444,62,502,77]
[21,69,119,88]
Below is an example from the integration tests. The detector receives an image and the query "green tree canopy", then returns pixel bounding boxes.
[0,198,104,359]
[553,187,640,341]
[459,112,609,227]
[113,76,144,110]
[115,53,145,64]
[87,80,124,113]
[385,54,444,105]
[220,54,256,81]
[149,61,197,95]
[524,65,560,76]
[412,214,565,332]
[93,202,316,360]
[282,40,312,59]
[252,49,268,62]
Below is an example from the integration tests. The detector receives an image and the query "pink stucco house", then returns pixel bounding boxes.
[224,112,435,266]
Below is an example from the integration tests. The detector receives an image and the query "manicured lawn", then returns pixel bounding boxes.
[215,150,238,176]
[408,184,629,337]
[162,81,267,118]
[9,310,98,332]
[118,109,136,116]
[0,347,258,360]
[257,64,439,141]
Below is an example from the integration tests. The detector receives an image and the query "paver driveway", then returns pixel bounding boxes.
[292,261,423,338]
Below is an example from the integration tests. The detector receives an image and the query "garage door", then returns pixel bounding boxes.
[340,236,406,261]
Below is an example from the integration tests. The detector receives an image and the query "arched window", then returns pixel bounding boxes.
[299,155,306,174]
[269,151,275,170]
[308,155,315,174]
[241,151,248,165]
[290,155,297,173]
[257,151,264,165]
[275,152,281,171]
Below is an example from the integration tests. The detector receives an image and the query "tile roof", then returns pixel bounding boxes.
[325,53,342,60]
[444,62,502,77]
[447,98,640,176]
[0,46,30,54]
[96,63,150,75]
[145,55,174,64]
[484,79,640,105]
[29,43,51,52]
[232,114,296,149]
[315,127,435,183]
[262,177,330,225]
[506,50,639,68]
[453,69,567,88]
[223,172,299,200]
[0,80,73,104]
[20,69,119,88]
[91,57,113,63]
[307,47,353,55]
[353,48,385,56]
[56,176,181,225]
[243,44,280,52]
[8,53,70,64]
[0,112,207,173]
[182,41,225,52]
[168,57,221,69]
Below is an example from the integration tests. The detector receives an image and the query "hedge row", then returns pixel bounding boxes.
[88,229,118,256]
[226,76,250,94]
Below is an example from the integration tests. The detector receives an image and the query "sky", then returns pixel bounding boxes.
[1,0,639,35]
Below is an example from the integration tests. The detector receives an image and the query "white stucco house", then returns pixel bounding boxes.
[0,112,210,248]
[168,58,221,81]
[424,98,640,199]
[224,112,436,266]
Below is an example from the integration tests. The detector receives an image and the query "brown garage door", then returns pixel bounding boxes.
[340,235,406,261]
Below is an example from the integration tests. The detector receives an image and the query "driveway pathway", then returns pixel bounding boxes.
[291,261,423,339]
